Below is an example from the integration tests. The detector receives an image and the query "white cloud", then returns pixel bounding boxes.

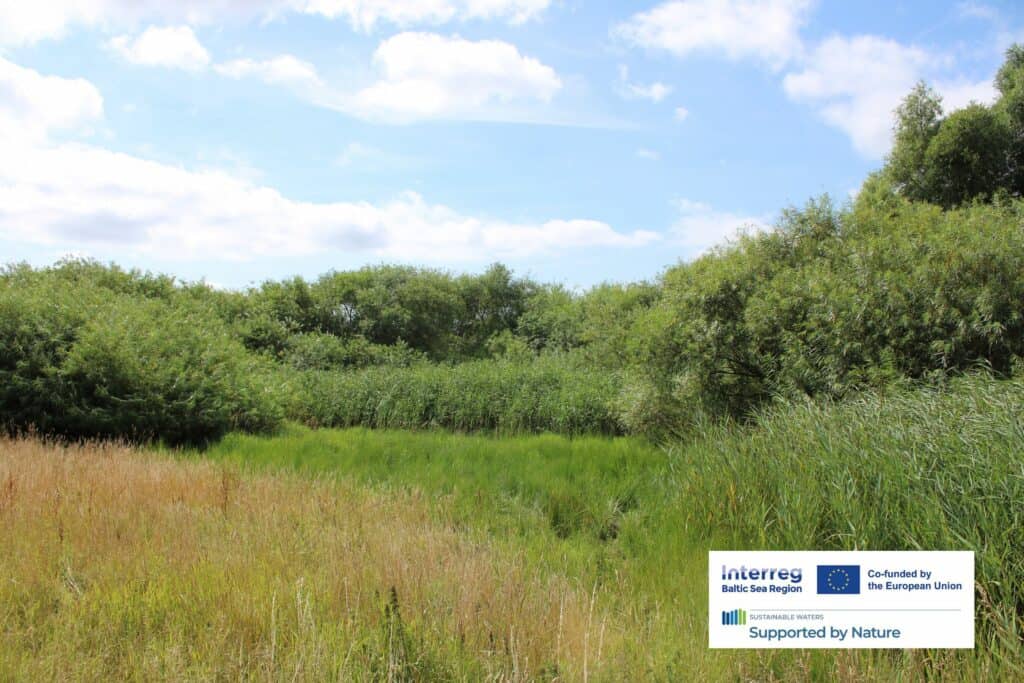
[0,57,653,264]
[783,35,999,158]
[616,65,672,103]
[936,77,998,111]
[674,106,689,122]
[0,2,257,46]
[636,147,660,160]
[614,0,813,69]
[109,26,210,71]
[300,0,551,31]
[215,55,323,89]
[670,198,768,254]
[0,56,103,141]
[0,1,552,46]
[349,32,562,120]
[0,145,659,261]
[213,34,561,122]
[782,36,933,158]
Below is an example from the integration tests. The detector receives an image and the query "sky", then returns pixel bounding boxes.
[0,1,1021,289]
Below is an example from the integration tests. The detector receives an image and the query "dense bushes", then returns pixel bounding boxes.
[292,354,621,435]
[628,196,1024,433]
[232,263,532,362]
[3,189,1024,444]
[4,47,1024,446]
[0,266,282,445]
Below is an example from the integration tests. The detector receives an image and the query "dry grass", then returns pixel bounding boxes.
[1,430,1009,682]
[0,437,618,681]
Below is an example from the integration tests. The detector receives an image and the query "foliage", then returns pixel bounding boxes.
[202,372,1024,680]
[879,45,1024,207]
[671,373,1024,675]
[0,263,282,445]
[293,353,621,435]
[5,187,1024,443]
[629,196,1024,432]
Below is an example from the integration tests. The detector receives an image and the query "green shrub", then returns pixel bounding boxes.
[293,354,621,435]
[283,333,423,371]
[632,197,1024,433]
[0,266,282,444]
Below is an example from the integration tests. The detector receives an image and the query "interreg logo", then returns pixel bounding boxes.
[722,608,747,626]
[720,565,803,583]
[817,565,861,594]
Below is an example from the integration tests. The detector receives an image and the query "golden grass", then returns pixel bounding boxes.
[1,435,1005,682]
[0,437,619,681]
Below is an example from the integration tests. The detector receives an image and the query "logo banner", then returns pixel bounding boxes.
[709,551,974,648]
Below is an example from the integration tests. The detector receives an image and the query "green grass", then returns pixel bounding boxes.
[3,373,1017,680]
[290,354,622,436]
[196,372,1024,680]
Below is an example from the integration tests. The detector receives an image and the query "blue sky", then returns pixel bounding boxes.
[0,1,1020,288]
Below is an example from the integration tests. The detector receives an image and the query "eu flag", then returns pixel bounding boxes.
[817,565,861,594]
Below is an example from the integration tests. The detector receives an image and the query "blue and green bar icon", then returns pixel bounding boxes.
[722,608,747,626]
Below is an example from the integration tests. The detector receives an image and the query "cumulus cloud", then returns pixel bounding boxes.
[616,65,672,103]
[0,57,654,264]
[0,56,103,141]
[215,55,323,89]
[674,106,689,122]
[614,0,813,69]
[0,1,552,46]
[300,0,551,31]
[110,26,211,71]
[783,36,997,158]
[670,198,768,254]
[935,77,998,111]
[782,36,932,157]
[213,33,562,122]
[0,144,659,261]
[348,32,562,120]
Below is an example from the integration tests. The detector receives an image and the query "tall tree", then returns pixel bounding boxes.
[886,82,943,202]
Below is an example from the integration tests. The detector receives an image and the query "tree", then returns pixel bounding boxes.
[995,44,1024,96]
[922,105,1010,208]
[995,45,1024,198]
[876,45,1024,208]
[886,82,943,202]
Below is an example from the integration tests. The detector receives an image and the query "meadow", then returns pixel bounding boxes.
[3,53,1024,681]
[2,373,1020,681]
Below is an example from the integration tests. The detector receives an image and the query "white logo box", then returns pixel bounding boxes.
[709,551,974,648]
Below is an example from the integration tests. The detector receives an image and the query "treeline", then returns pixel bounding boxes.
[2,47,1023,445]
[3,194,1021,444]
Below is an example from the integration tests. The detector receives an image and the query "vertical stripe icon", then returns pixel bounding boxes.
[722,609,747,625]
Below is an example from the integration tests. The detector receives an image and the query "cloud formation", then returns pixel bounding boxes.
[616,1,1001,159]
[215,55,323,89]
[215,33,563,122]
[350,32,562,119]
[0,56,103,141]
[615,0,813,69]
[616,65,672,103]
[670,198,768,254]
[0,1,552,46]
[110,26,211,71]
[783,36,996,158]
[299,0,551,31]
[0,57,655,264]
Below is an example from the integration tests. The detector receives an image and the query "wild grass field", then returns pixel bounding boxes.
[2,373,1020,681]
[3,50,1024,681]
